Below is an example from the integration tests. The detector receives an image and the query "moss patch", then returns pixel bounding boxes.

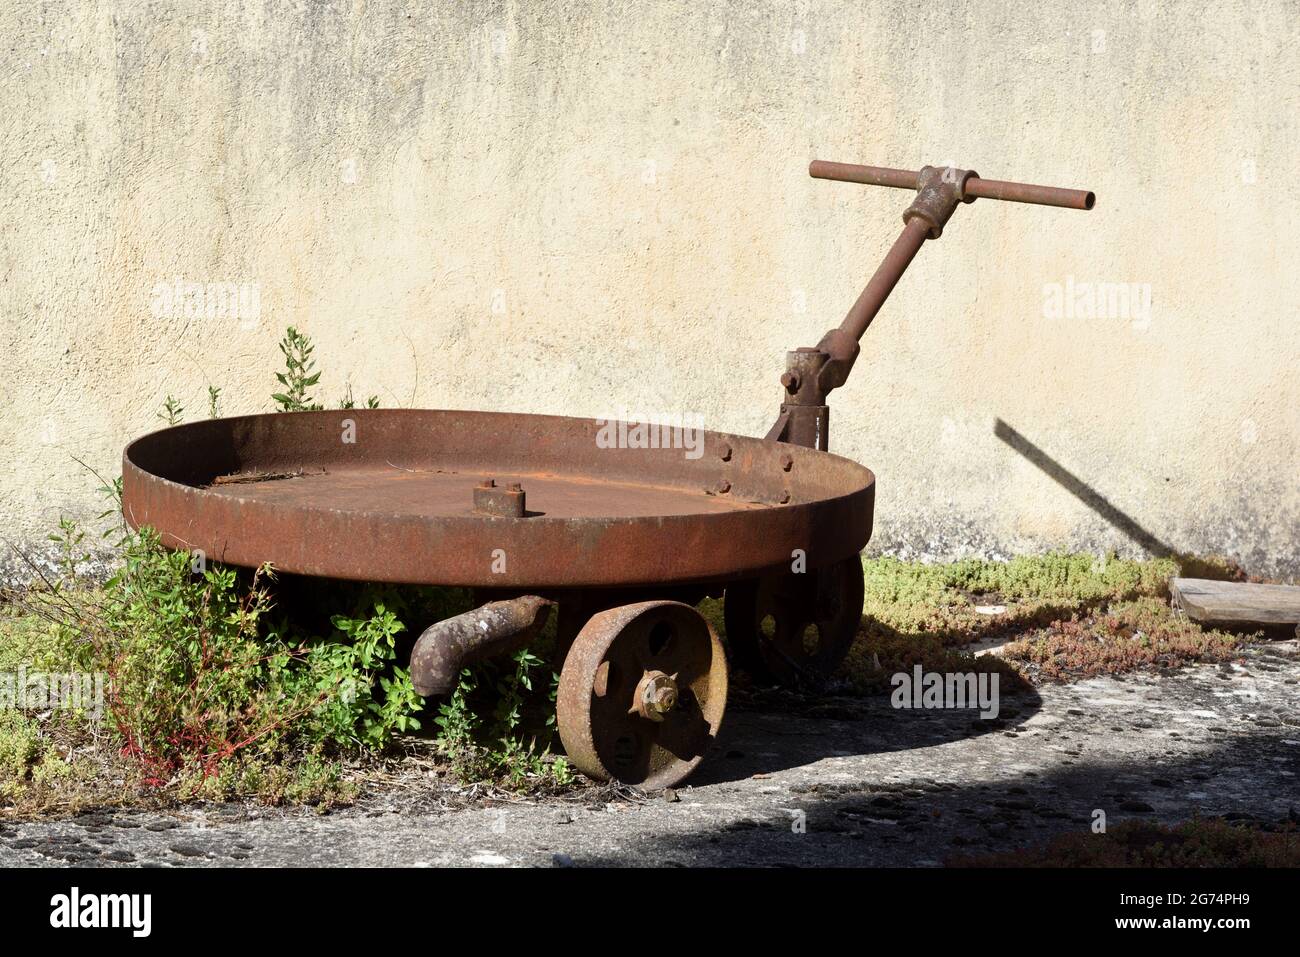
[838,552,1250,691]
[1001,597,1244,683]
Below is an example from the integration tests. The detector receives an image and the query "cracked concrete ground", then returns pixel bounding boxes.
[1,641,1297,868]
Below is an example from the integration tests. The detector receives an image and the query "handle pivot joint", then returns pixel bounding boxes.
[903,165,978,239]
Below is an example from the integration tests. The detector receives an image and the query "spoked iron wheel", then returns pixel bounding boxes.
[557,600,727,789]
[723,554,865,689]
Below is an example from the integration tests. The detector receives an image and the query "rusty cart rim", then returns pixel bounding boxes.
[121,409,874,588]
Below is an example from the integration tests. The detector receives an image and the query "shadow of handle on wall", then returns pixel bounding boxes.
[993,418,1176,559]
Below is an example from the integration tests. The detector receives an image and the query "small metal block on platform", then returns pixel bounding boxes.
[473,479,525,518]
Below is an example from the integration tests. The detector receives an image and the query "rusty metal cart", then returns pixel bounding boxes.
[122,160,1094,788]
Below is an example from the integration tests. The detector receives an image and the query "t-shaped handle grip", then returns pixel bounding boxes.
[809,160,1095,211]
[815,158,1095,349]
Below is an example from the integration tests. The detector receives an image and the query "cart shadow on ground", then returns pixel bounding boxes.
[571,645,1300,868]
[688,643,1045,787]
[691,600,1045,790]
[577,728,1300,867]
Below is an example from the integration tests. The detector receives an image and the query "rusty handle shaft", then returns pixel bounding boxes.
[840,217,932,342]
[809,160,1095,211]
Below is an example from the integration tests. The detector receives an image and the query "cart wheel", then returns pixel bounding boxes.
[557,600,727,789]
[724,554,865,689]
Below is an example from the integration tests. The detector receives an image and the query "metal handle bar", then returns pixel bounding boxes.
[809,160,1095,211]
[768,160,1095,449]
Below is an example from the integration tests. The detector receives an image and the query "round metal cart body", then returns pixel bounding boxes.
[122,409,875,588]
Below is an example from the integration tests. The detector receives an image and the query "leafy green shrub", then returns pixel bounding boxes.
[17,512,572,794]
[17,518,434,783]
[435,647,572,788]
[158,395,184,426]
[94,530,306,777]
[280,601,423,750]
[271,326,324,412]
[0,711,43,782]
[4,324,577,803]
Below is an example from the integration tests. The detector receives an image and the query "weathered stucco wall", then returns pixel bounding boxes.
[1,0,1297,577]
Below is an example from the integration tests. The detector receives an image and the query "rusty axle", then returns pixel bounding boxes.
[409,595,553,697]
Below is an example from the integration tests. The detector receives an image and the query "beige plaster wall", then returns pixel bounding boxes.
[1,0,1296,577]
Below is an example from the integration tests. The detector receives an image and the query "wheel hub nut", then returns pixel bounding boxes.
[634,670,678,721]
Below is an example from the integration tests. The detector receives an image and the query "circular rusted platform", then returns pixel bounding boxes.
[122,410,874,588]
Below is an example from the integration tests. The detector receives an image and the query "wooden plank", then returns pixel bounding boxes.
[1171,578,1300,626]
